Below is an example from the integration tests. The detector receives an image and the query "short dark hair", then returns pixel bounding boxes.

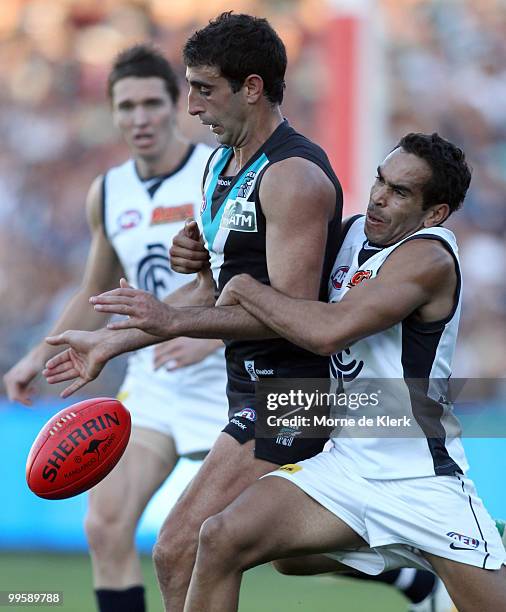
[183,12,287,105]
[108,44,180,104]
[396,132,471,215]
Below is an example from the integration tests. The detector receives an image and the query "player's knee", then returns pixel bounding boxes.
[198,513,249,570]
[198,514,231,563]
[153,516,194,574]
[84,511,134,557]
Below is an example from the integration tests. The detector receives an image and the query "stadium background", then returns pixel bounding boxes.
[0,0,505,610]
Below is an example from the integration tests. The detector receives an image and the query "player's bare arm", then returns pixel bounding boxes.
[91,156,336,339]
[3,175,123,405]
[219,238,457,356]
[43,269,218,397]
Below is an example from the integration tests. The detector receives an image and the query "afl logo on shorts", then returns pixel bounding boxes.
[446,532,480,550]
[137,243,172,299]
[233,408,257,422]
[331,266,349,290]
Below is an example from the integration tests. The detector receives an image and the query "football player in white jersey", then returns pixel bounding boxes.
[172,132,505,612]
[3,45,227,612]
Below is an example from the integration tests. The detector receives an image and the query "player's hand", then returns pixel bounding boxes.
[216,274,257,307]
[170,219,210,273]
[91,278,174,336]
[153,337,222,370]
[43,329,111,398]
[3,354,42,406]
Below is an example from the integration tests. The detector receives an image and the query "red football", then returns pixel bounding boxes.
[26,397,131,500]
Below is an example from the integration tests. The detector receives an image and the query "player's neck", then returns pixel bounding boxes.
[231,107,283,173]
[135,132,190,179]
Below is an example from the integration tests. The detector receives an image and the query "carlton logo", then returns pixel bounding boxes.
[347,269,372,288]
[331,266,350,290]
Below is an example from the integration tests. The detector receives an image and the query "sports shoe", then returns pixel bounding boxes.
[408,576,457,612]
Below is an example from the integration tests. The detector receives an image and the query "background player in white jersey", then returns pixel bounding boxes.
[3,45,227,612]
[177,132,506,612]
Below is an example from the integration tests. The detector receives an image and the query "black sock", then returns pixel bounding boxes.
[95,586,145,612]
[401,569,436,605]
[346,569,435,604]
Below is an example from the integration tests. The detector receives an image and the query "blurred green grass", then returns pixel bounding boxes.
[0,552,406,611]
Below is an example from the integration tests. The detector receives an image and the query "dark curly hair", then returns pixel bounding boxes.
[396,133,472,215]
[183,12,287,105]
[108,44,180,104]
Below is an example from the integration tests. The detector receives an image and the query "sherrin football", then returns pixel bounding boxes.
[26,397,131,500]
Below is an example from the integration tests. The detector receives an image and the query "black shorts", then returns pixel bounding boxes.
[222,357,329,465]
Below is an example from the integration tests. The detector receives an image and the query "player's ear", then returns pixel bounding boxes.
[243,74,264,104]
[423,203,450,227]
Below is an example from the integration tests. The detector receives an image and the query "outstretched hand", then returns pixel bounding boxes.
[3,354,42,406]
[90,278,174,337]
[43,329,110,398]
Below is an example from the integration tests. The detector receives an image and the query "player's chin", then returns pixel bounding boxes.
[364,221,387,244]
[133,142,160,160]
[214,131,230,145]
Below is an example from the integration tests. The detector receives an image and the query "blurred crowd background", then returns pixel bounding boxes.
[0,0,504,395]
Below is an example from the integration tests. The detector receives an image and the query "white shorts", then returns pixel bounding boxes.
[117,347,228,456]
[268,448,505,575]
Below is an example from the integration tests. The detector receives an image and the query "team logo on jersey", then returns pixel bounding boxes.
[331,266,350,290]
[200,195,207,214]
[446,532,480,550]
[233,408,257,422]
[150,203,193,226]
[117,210,142,231]
[237,171,257,199]
[347,269,372,288]
[244,360,259,381]
[220,198,257,233]
[275,427,302,447]
[137,243,172,299]
[330,348,364,384]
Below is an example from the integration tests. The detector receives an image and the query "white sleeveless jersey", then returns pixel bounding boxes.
[327,216,468,479]
[103,143,221,382]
